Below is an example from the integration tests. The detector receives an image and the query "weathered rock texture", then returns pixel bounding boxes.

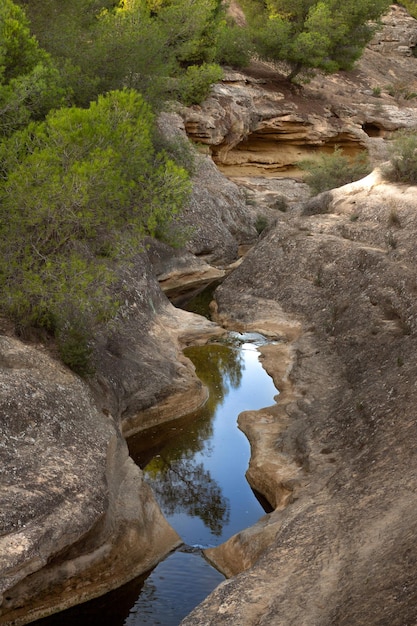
[158,112,258,267]
[0,336,180,626]
[0,253,224,625]
[4,5,417,625]
[90,252,225,438]
[180,5,417,182]
[181,171,417,625]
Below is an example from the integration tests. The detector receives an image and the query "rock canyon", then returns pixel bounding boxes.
[2,5,417,625]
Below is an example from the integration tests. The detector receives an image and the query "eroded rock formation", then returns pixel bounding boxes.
[3,5,417,625]
[0,335,180,625]
[180,5,417,182]
[182,171,417,625]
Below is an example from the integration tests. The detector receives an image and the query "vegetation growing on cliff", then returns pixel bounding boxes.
[0,89,191,373]
[300,147,371,194]
[241,0,391,79]
[398,0,417,19]
[0,0,394,373]
[383,129,417,184]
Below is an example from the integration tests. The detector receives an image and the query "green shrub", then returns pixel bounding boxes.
[383,129,417,184]
[385,81,417,102]
[177,63,223,105]
[300,146,371,195]
[57,324,95,376]
[153,132,198,176]
[0,0,68,135]
[19,0,227,108]
[0,89,191,373]
[398,0,417,20]
[255,214,269,233]
[214,21,253,68]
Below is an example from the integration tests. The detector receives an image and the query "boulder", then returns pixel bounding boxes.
[0,335,180,626]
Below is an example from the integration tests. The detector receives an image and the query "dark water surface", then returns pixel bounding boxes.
[34,333,278,626]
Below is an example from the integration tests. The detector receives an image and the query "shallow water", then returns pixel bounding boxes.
[33,333,278,626]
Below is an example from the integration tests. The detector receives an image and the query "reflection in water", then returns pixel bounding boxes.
[31,333,278,626]
[124,551,223,626]
[145,456,229,536]
[129,333,278,547]
[133,342,246,538]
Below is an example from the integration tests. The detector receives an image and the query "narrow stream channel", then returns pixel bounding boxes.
[34,330,278,626]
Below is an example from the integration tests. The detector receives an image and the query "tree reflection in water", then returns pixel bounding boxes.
[130,340,244,539]
[145,456,229,536]
[184,342,243,418]
[33,334,276,626]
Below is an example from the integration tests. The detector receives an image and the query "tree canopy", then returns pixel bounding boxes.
[0,89,191,372]
[16,0,234,107]
[0,0,67,136]
[244,0,391,79]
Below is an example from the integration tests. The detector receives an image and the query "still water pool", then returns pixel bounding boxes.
[34,333,278,626]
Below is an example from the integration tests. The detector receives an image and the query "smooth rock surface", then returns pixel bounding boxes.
[0,336,180,626]
[182,172,417,625]
[0,253,224,625]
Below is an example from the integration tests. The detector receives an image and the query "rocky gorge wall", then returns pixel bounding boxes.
[180,6,417,624]
[3,4,417,625]
[183,171,417,625]
[0,143,255,624]
[181,5,417,183]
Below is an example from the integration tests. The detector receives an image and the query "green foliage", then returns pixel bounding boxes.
[57,323,95,376]
[213,20,253,68]
[385,81,417,102]
[153,131,198,176]
[255,214,269,233]
[383,129,417,184]
[17,0,226,108]
[244,0,391,79]
[300,146,371,195]
[0,89,191,372]
[397,0,417,19]
[94,0,226,106]
[176,63,223,105]
[0,0,68,135]
[153,0,223,65]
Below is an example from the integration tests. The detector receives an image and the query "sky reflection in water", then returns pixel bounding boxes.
[130,336,279,546]
[33,333,279,626]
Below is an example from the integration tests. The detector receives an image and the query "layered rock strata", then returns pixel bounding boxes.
[180,6,417,182]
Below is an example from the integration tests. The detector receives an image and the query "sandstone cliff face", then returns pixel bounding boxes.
[182,172,417,625]
[180,5,417,182]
